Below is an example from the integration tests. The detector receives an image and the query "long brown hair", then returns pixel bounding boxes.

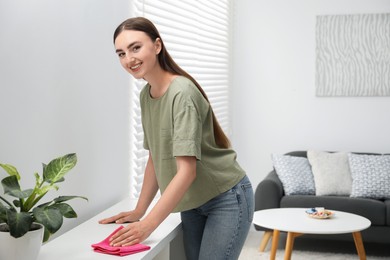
[114,17,231,148]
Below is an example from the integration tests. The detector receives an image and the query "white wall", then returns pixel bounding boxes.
[0,0,133,238]
[232,0,390,187]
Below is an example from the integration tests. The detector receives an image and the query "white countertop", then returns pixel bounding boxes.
[37,198,182,260]
[253,208,371,234]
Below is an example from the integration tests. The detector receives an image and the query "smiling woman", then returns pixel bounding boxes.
[128,0,233,199]
[99,10,253,259]
[114,30,162,80]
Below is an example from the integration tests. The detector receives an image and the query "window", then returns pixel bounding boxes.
[129,0,232,198]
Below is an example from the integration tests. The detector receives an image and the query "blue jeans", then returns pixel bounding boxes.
[180,175,254,260]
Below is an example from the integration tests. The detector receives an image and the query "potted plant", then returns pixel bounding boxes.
[0,153,87,260]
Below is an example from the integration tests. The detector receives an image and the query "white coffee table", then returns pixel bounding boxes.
[253,208,371,260]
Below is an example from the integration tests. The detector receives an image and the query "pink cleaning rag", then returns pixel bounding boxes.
[91,226,150,256]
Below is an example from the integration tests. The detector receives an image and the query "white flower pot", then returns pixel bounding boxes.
[0,222,44,260]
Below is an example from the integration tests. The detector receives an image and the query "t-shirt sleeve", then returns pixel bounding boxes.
[172,96,202,160]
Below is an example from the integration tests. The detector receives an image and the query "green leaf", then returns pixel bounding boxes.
[0,195,13,209]
[13,199,21,208]
[43,227,51,242]
[34,172,42,186]
[49,203,77,218]
[33,207,63,234]
[1,175,33,199]
[6,210,33,238]
[0,202,6,211]
[0,163,20,180]
[43,153,77,184]
[36,184,59,196]
[53,195,88,203]
[0,203,7,223]
[1,175,20,193]
[36,195,87,215]
[11,189,33,199]
[36,201,52,209]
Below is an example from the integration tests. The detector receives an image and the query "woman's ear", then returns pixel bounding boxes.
[155,38,162,55]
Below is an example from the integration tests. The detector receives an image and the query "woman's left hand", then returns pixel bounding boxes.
[109,220,153,247]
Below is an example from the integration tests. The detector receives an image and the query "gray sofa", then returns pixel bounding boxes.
[254,151,390,244]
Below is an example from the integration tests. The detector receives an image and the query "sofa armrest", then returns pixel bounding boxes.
[253,170,284,231]
[254,170,284,211]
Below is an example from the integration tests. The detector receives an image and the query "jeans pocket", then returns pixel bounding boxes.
[241,182,254,223]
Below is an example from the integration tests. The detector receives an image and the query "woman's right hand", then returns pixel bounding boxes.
[98,210,143,224]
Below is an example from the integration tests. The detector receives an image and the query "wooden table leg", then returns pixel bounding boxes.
[284,232,302,260]
[259,230,273,252]
[270,230,280,260]
[352,232,367,260]
[284,232,295,260]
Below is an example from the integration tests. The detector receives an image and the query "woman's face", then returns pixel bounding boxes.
[114,30,161,79]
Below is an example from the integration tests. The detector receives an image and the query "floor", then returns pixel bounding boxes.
[240,227,390,259]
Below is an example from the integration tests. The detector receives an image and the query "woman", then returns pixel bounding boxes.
[99,17,254,260]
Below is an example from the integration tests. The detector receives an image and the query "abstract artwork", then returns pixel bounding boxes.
[316,13,390,96]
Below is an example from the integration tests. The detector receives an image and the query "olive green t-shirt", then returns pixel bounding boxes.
[140,76,245,212]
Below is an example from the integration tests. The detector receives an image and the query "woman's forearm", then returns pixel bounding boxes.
[107,157,196,246]
[142,156,196,229]
[135,153,159,216]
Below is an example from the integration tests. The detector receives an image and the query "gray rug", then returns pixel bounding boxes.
[239,228,389,260]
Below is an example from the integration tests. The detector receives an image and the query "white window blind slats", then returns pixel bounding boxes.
[144,2,228,28]
[134,133,144,143]
[170,47,229,62]
[134,0,230,20]
[157,16,228,35]
[213,111,228,121]
[162,35,228,51]
[173,61,229,72]
[129,75,149,198]
[180,65,229,72]
[166,44,228,58]
[156,18,229,38]
[133,118,142,129]
[204,84,229,92]
[129,0,231,198]
[171,57,229,66]
[208,98,229,106]
[209,98,229,106]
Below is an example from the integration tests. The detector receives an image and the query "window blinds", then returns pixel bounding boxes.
[129,0,232,198]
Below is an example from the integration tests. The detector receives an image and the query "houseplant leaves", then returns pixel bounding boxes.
[0,153,87,242]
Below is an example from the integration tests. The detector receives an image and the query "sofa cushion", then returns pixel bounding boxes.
[271,154,315,195]
[349,153,390,199]
[307,151,352,196]
[280,195,386,226]
[385,200,390,226]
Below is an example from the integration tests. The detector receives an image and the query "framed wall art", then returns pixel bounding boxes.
[316,13,390,96]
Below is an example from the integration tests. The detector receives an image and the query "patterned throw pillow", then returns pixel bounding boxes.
[272,154,315,195]
[349,153,390,199]
[307,151,352,196]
